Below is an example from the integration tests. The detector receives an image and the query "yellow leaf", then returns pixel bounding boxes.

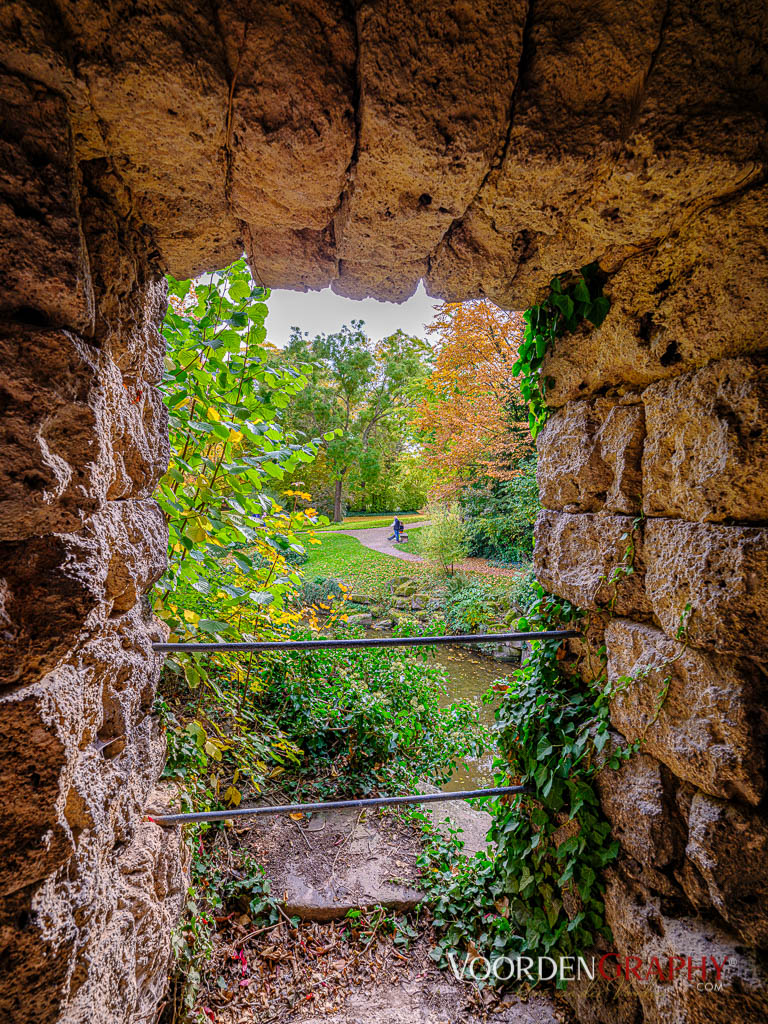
[208,406,220,421]
[229,430,243,443]
[183,609,200,624]
[204,740,223,762]
[224,785,241,807]
[289,812,304,821]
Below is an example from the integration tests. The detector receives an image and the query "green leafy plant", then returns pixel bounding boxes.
[154,260,340,810]
[420,502,468,574]
[252,631,491,798]
[420,585,625,981]
[513,264,610,437]
[459,456,540,564]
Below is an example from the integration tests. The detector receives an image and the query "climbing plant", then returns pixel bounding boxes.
[153,259,337,808]
[421,585,629,979]
[513,263,610,437]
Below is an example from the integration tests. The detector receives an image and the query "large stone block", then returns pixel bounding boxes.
[334,0,525,299]
[537,397,644,514]
[684,792,768,949]
[606,620,765,805]
[642,357,768,522]
[2,790,187,1024]
[221,0,355,234]
[644,519,768,656]
[0,602,178,1022]
[605,872,768,1024]
[430,9,766,309]
[541,185,768,406]
[0,499,168,685]
[597,745,679,871]
[0,323,169,540]
[0,603,166,898]
[534,511,652,618]
[0,71,93,332]
[82,8,240,278]
[0,326,106,540]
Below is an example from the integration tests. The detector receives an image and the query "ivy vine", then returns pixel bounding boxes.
[422,586,625,982]
[513,263,611,437]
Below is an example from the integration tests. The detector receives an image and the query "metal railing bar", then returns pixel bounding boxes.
[152,629,580,654]
[148,785,529,826]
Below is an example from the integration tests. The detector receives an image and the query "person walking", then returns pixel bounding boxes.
[388,516,403,543]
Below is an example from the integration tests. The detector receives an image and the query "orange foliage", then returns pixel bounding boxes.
[416,300,534,492]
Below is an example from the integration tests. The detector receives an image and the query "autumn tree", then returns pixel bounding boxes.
[415,300,534,493]
[282,322,432,520]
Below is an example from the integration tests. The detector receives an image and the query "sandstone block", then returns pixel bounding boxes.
[596,746,679,870]
[222,1,355,233]
[541,185,768,406]
[0,499,167,685]
[0,324,169,540]
[430,12,765,310]
[537,397,644,514]
[534,511,651,617]
[606,619,765,804]
[642,357,768,522]
[0,602,175,1022]
[0,603,166,896]
[644,519,768,656]
[83,12,240,278]
[605,872,768,1024]
[60,799,188,1024]
[684,792,768,949]
[0,72,93,332]
[334,0,525,298]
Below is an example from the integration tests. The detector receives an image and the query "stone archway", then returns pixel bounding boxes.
[1,2,767,1021]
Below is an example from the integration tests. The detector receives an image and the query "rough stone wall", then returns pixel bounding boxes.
[1,2,767,1023]
[535,183,768,1022]
[0,68,186,1024]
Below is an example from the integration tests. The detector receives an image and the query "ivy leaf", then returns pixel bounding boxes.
[587,295,610,327]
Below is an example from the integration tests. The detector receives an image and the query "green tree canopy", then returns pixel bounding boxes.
[282,322,432,519]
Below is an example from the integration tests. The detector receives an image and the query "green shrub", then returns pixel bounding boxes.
[254,631,490,796]
[460,457,539,563]
[420,502,467,574]
[298,575,346,607]
[439,576,514,634]
[506,563,538,612]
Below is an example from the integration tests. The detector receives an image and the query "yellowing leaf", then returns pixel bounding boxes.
[224,785,241,807]
[208,406,220,421]
[289,812,304,821]
[183,609,200,624]
[229,430,243,443]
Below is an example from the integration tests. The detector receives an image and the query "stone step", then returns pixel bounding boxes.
[298,980,564,1024]
[242,804,425,922]
[242,788,495,923]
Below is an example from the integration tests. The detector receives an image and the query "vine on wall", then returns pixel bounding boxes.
[512,263,610,436]
[422,588,624,978]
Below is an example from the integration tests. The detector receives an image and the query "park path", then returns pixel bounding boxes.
[335,524,425,561]
[335,523,525,579]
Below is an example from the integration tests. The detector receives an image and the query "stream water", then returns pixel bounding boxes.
[430,644,517,793]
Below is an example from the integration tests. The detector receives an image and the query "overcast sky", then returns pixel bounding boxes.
[265,281,439,348]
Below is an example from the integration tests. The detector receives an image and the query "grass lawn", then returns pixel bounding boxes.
[396,529,427,557]
[302,533,438,593]
[318,512,430,532]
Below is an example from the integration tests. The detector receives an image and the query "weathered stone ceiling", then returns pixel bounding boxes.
[1,0,766,307]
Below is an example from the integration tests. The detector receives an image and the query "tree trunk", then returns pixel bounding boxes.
[333,478,344,522]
